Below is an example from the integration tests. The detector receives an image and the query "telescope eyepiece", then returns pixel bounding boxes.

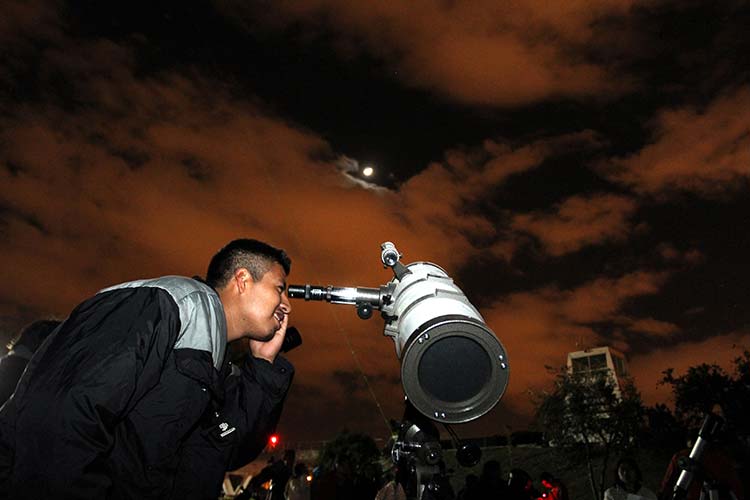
[287,284,327,301]
[287,284,307,299]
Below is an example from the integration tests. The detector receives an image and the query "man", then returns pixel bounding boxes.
[0,239,295,499]
[0,319,61,406]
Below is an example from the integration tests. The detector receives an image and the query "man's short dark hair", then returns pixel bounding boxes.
[8,319,62,351]
[206,239,291,289]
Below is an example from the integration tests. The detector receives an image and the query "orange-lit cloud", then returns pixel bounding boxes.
[480,270,669,417]
[656,243,704,266]
[512,193,638,256]
[620,317,679,337]
[628,330,750,408]
[604,86,750,196]
[0,0,60,44]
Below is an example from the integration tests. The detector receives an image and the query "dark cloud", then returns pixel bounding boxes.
[278,380,396,441]
[331,369,401,397]
[331,370,368,396]
[216,0,637,106]
[180,156,214,183]
[0,204,49,237]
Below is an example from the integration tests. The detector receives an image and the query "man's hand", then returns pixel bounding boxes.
[249,313,288,363]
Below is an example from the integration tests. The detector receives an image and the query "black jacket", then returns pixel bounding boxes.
[0,349,32,408]
[0,276,293,499]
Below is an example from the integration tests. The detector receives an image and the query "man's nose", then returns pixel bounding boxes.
[280,293,291,314]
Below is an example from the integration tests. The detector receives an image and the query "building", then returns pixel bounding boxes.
[566,346,629,398]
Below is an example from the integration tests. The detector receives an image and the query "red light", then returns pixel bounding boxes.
[269,435,279,447]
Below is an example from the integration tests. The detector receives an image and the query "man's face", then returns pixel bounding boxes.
[238,262,291,341]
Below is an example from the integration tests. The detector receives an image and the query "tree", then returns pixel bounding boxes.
[658,351,750,498]
[535,367,644,500]
[315,430,383,499]
[660,350,750,438]
[643,403,686,449]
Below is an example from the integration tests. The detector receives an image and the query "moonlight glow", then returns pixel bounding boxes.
[362,166,374,177]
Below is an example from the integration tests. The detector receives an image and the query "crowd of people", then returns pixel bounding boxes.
[369,456,638,500]
[451,462,568,500]
[371,445,744,500]
[223,452,569,500]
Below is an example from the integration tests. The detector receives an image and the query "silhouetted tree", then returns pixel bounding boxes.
[643,403,686,449]
[658,351,750,498]
[315,430,382,499]
[535,367,643,500]
[660,350,750,437]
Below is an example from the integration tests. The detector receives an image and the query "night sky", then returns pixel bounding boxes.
[1,0,749,443]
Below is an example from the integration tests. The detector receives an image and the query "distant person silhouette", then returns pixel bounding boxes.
[604,457,656,500]
[271,449,295,500]
[285,462,311,500]
[540,472,568,500]
[478,460,507,499]
[456,473,479,500]
[376,469,407,500]
[508,468,539,500]
[0,319,60,406]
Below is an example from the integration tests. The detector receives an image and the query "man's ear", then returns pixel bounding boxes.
[235,268,252,293]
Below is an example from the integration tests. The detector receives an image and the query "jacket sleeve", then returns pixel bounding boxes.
[0,355,28,409]
[224,354,294,469]
[2,287,181,498]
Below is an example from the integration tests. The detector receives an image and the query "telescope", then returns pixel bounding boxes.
[671,413,731,500]
[288,242,509,424]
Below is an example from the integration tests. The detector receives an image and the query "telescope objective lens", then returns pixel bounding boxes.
[418,336,492,403]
